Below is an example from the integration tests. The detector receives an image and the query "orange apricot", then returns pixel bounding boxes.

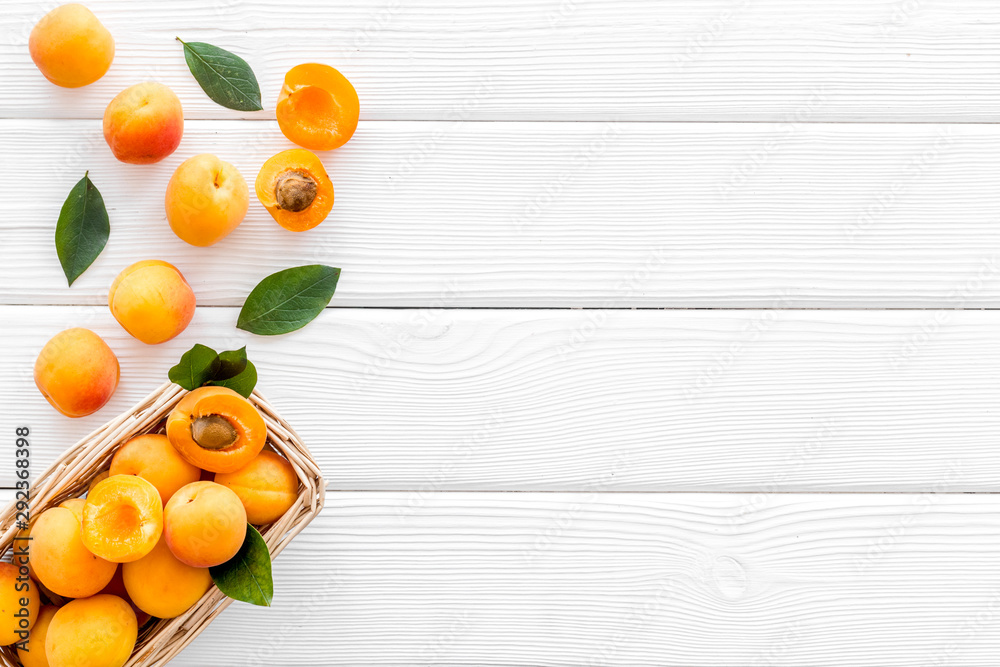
[46,595,136,667]
[276,63,359,151]
[166,386,267,474]
[58,497,85,522]
[34,328,119,418]
[163,481,246,568]
[0,562,38,646]
[122,535,212,618]
[17,604,56,667]
[215,450,299,525]
[104,82,183,164]
[111,434,202,505]
[31,507,116,598]
[165,154,250,246]
[108,260,195,345]
[98,567,151,628]
[29,4,114,88]
[82,475,163,563]
[255,149,334,232]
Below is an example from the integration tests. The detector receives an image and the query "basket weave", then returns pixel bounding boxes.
[0,382,325,666]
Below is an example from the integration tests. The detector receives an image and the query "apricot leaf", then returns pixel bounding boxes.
[169,344,220,390]
[177,38,263,111]
[215,346,248,380]
[56,173,109,286]
[208,360,258,398]
[210,524,273,607]
[237,265,341,335]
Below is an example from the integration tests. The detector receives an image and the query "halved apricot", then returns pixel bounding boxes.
[82,475,163,563]
[276,63,359,151]
[166,386,267,473]
[255,149,334,232]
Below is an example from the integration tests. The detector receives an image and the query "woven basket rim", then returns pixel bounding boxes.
[0,381,325,667]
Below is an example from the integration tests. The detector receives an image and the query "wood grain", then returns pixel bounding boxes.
[5,306,1000,492]
[2,0,1000,121]
[3,120,1000,308]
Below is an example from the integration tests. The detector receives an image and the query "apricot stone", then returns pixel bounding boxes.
[111,433,202,506]
[29,4,114,88]
[17,604,56,667]
[104,82,183,164]
[164,481,246,568]
[34,328,119,418]
[123,535,212,618]
[165,154,249,247]
[83,475,163,563]
[30,507,116,599]
[46,595,136,667]
[0,562,38,646]
[215,451,299,525]
[108,260,195,345]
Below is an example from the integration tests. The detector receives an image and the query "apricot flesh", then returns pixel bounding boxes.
[82,475,163,563]
[17,604,56,667]
[166,386,267,473]
[0,561,38,646]
[34,328,119,418]
[164,481,247,568]
[104,82,183,164]
[276,63,359,151]
[29,4,114,88]
[111,433,202,505]
[123,535,212,618]
[46,595,136,667]
[216,451,299,525]
[256,149,334,232]
[108,260,195,345]
[30,507,116,599]
[165,154,249,247]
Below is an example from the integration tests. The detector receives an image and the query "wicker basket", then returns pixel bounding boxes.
[0,382,325,666]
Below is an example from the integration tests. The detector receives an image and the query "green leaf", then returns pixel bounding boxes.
[215,347,248,381]
[209,359,258,398]
[168,344,220,390]
[237,265,341,336]
[210,524,273,607]
[55,173,110,286]
[177,37,263,111]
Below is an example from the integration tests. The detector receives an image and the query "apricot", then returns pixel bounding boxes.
[34,328,119,418]
[108,260,195,345]
[165,154,249,246]
[215,451,299,525]
[122,535,212,618]
[276,63,359,151]
[88,470,110,495]
[256,149,334,232]
[82,475,163,563]
[103,82,183,164]
[0,562,38,646]
[166,386,267,474]
[29,4,114,88]
[111,434,202,505]
[46,595,136,667]
[163,481,246,568]
[31,507,116,598]
[17,604,56,667]
[58,497,85,522]
[98,568,151,628]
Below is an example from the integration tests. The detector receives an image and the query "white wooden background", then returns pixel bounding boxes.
[2,1,1000,664]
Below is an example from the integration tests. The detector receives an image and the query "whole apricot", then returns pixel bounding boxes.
[164,481,246,568]
[111,433,202,506]
[29,4,114,88]
[0,562,38,646]
[83,475,163,563]
[215,451,299,525]
[17,604,56,667]
[30,507,116,598]
[123,535,212,618]
[103,82,183,164]
[46,595,136,667]
[58,497,85,521]
[276,63,359,151]
[34,328,119,418]
[165,154,249,246]
[166,386,267,473]
[108,260,195,345]
[256,149,334,232]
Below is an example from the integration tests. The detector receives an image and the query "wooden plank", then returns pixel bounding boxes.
[2,0,1000,122]
[102,492,1000,665]
[3,120,1000,308]
[5,306,1000,492]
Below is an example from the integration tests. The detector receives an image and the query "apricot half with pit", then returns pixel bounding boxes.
[166,386,267,473]
[276,63,359,151]
[256,149,334,232]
